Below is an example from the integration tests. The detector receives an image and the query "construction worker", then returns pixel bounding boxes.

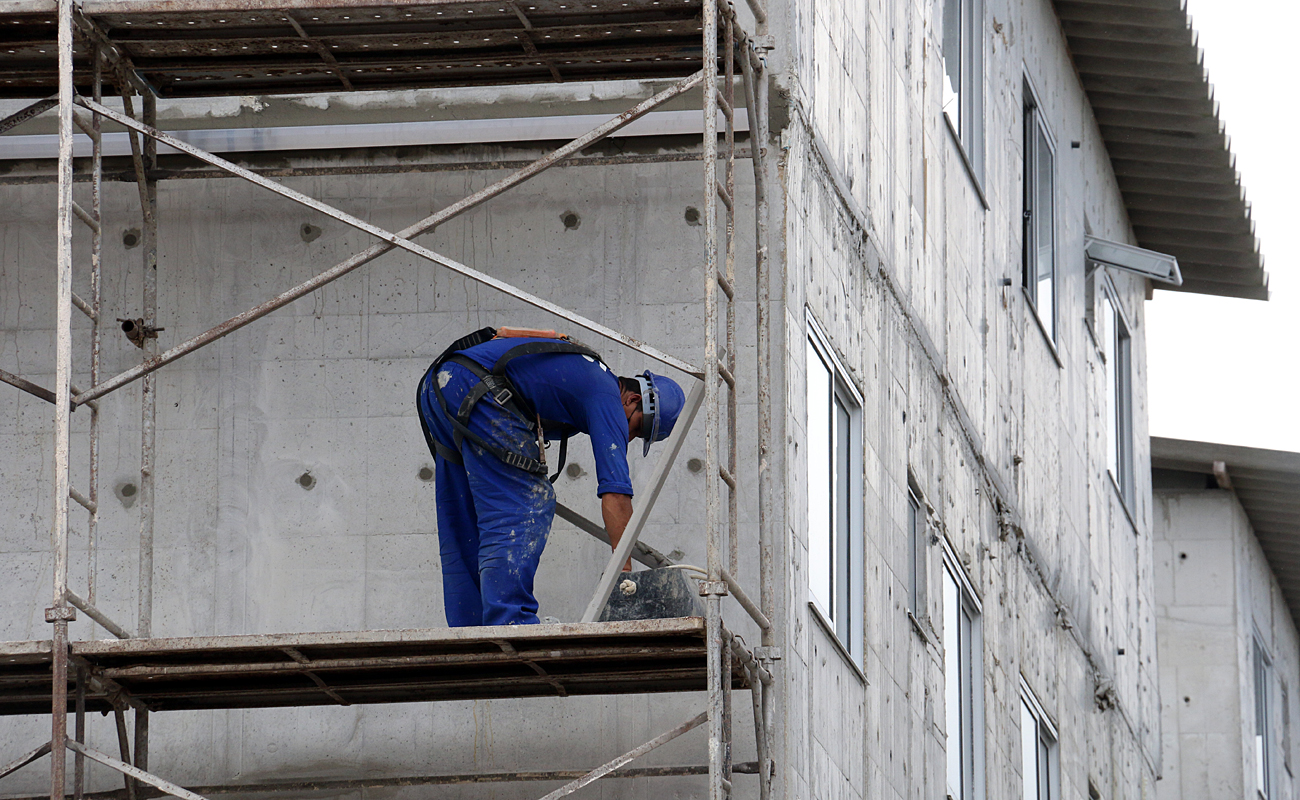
[416,327,686,627]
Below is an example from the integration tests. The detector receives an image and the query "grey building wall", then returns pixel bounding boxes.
[3,0,1164,798]
[1155,489,1300,800]
[776,0,1158,798]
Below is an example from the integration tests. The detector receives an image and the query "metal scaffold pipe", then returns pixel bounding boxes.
[49,0,77,797]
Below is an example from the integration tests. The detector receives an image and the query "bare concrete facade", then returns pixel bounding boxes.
[3,0,1242,798]
[1154,487,1300,800]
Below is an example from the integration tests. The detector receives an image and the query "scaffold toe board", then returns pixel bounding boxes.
[0,0,719,98]
[0,617,750,716]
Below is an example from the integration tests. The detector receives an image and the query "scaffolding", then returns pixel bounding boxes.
[0,1,777,798]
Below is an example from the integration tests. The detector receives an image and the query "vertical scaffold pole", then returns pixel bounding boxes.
[49,0,77,794]
[138,93,158,642]
[134,90,159,791]
[720,8,737,794]
[87,42,104,636]
[701,2,727,800]
[741,37,776,800]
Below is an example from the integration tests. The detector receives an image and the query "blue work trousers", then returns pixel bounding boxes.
[417,362,556,626]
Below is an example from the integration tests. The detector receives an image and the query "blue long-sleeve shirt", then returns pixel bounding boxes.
[458,337,633,497]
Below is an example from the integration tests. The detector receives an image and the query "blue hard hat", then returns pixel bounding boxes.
[634,371,686,457]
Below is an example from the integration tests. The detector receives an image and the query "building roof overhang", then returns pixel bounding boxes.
[1152,437,1300,623]
[1054,0,1268,300]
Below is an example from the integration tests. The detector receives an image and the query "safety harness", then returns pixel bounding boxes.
[418,326,606,483]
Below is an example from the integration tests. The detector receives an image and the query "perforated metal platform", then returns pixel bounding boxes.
[0,0,716,97]
[0,618,747,716]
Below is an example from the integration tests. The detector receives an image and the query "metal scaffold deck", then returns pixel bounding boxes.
[0,0,777,797]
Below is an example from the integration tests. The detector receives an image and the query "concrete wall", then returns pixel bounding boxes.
[775,0,1158,797]
[2,0,1165,797]
[1155,489,1300,800]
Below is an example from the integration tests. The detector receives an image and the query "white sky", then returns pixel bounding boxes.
[1145,0,1300,451]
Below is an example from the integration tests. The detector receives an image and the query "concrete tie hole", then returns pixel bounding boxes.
[684,206,701,226]
[561,211,581,231]
[686,457,704,473]
[122,228,141,249]
[565,462,584,479]
[116,482,138,508]
[300,223,322,242]
[297,472,316,490]
[418,466,434,481]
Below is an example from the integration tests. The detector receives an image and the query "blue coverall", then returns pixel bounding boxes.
[416,338,634,626]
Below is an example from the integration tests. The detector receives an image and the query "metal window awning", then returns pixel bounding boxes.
[1054,0,1269,300]
[0,0,712,98]
[0,618,749,716]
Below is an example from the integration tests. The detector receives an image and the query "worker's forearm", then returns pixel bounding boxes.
[601,492,635,571]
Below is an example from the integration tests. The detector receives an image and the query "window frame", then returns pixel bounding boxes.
[1020,679,1060,800]
[1099,275,1134,507]
[1022,75,1057,348]
[941,538,985,800]
[940,0,986,186]
[804,313,865,666]
[907,481,931,629]
[1255,635,1275,799]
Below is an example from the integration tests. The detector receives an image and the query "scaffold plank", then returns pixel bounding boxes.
[0,618,748,716]
[0,0,718,97]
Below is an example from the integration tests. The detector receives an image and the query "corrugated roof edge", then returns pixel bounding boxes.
[1055,0,1269,300]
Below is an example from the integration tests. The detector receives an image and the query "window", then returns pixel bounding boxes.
[1023,79,1056,344]
[1020,682,1059,800]
[1099,282,1133,505]
[940,0,985,181]
[907,484,927,620]
[806,319,863,662]
[1256,637,1274,798]
[943,544,983,800]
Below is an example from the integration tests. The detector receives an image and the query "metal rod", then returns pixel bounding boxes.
[137,91,158,641]
[579,381,706,622]
[88,40,105,633]
[721,569,770,634]
[1,368,58,404]
[0,97,58,135]
[94,644,698,679]
[0,742,53,781]
[724,11,739,592]
[0,150,753,186]
[50,1,76,796]
[65,742,209,800]
[132,711,149,800]
[71,76,706,408]
[3,764,760,800]
[741,30,775,651]
[112,709,136,800]
[70,486,97,513]
[71,200,100,233]
[67,590,135,639]
[534,712,708,800]
[72,291,97,320]
[554,503,672,569]
[74,667,86,800]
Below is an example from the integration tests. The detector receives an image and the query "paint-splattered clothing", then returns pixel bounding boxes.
[416,340,631,626]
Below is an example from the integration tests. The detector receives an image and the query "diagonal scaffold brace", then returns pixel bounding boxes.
[67,73,706,411]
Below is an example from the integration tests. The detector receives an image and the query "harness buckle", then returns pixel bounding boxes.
[492,386,513,406]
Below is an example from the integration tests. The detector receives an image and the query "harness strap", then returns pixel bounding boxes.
[424,332,605,479]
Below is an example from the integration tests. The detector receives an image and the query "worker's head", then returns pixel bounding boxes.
[618,372,686,456]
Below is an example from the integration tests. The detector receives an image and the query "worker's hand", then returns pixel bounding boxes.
[601,492,635,572]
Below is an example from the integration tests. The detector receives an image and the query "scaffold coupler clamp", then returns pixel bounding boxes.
[752,646,782,662]
[697,580,729,597]
[45,605,77,623]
